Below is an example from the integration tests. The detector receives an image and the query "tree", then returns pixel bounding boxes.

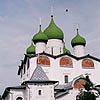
[76,75,99,100]
[0,95,2,100]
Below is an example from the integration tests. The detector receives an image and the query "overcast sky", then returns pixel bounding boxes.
[0,0,100,95]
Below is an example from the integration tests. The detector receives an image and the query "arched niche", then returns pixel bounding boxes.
[60,57,72,67]
[37,56,50,66]
[82,59,94,68]
[74,80,86,88]
[16,97,23,100]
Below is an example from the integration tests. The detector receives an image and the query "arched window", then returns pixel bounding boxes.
[74,80,86,88]
[60,57,72,67]
[38,90,42,95]
[82,59,94,68]
[16,97,23,100]
[37,56,50,66]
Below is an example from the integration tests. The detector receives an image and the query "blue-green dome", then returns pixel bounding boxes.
[71,29,86,47]
[26,43,35,54]
[44,16,64,40]
[32,25,48,44]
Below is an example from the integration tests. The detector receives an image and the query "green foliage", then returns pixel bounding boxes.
[76,75,99,100]
[78,91,98,100]
[0,95,2,100]
[83,75,93,91]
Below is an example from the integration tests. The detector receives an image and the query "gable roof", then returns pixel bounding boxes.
[21,65,58,85]
[30,65,49,81]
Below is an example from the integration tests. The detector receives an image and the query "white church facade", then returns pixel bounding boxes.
[2,14,100,100]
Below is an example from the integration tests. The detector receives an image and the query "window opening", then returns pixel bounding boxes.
[38,90,42,95]
[65,75,68,83]
[60,47,61,54]
[51,47,53,55]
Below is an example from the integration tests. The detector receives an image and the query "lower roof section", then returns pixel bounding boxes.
[22,80,58,85]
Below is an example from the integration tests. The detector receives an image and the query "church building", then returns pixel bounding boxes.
[2,14,100,100]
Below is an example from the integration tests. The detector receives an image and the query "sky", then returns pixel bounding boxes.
[0,0,100,95]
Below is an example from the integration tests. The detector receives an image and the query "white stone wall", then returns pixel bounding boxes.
[8,89,24,100]
[19,54,100,100]
[42,56,76,84]
[28,84,55,100]
[21,64,28,83]
[21,55,100,85]
[21,57,37,83]
[46,39,63,56]
[73,45,85,57]
[5,55,100,100]
[41,56,100,85]
[29,57,37,79]
[57,89,79,100]
[35,42,46,54]
[4,84,55,100]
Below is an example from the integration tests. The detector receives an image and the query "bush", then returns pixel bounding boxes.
[0,95,2,100]
[76,75,99,100]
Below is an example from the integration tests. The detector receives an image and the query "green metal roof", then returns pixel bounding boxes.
[26,43,35,54]
[63,44,71,54]
[44,16,64,40]
[32,25,48,44]
[71,29,86,47]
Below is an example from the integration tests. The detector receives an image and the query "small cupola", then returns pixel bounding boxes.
[63,44,71,54]
[32,25,48,44]
[26,43,35,54]
[44,15,64,40]
[71,29,86,47]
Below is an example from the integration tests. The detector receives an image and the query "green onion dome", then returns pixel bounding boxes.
[44,15,64,40]
[63,44,71,54]
[71,29,86,47]
[32,25,48,44]
[26,43,35,54]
